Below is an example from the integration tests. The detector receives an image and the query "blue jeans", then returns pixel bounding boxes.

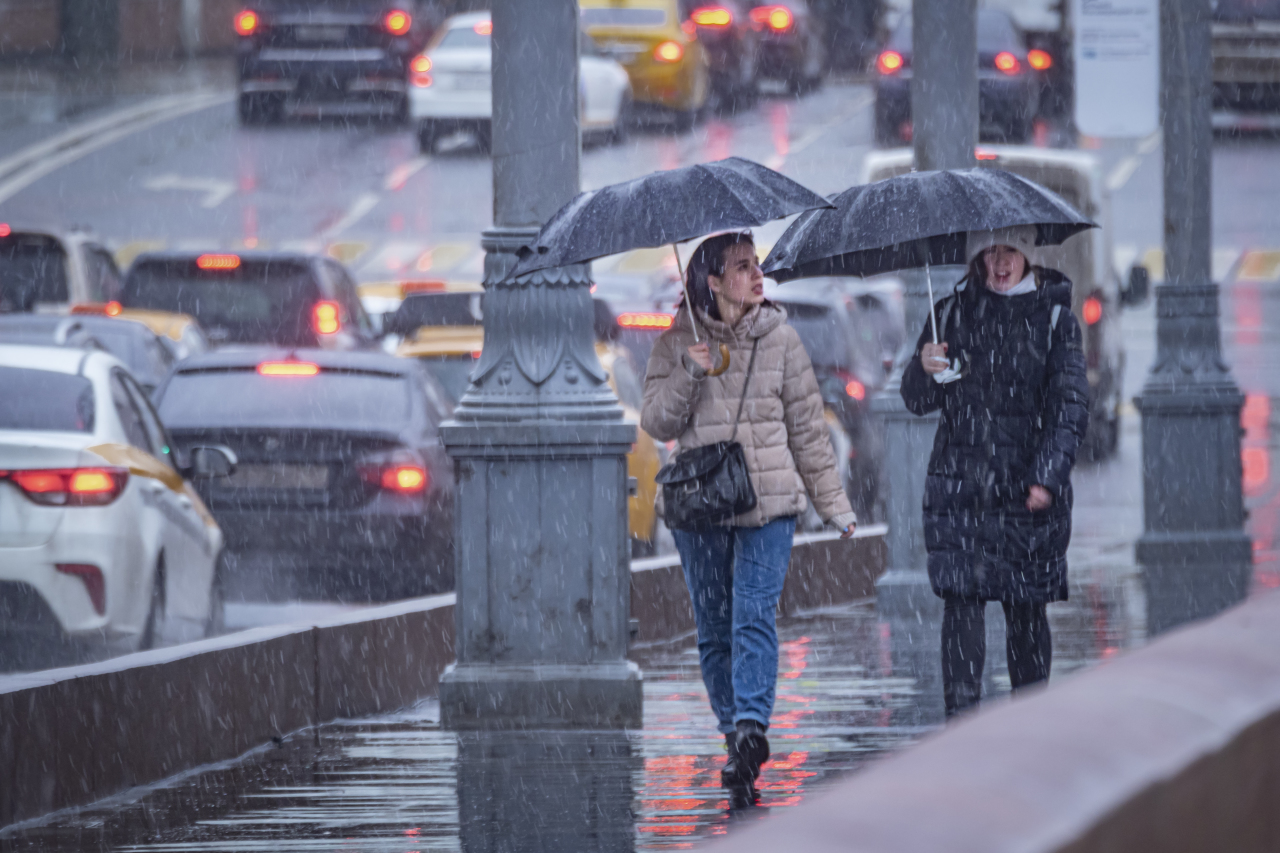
[672,516,796,734]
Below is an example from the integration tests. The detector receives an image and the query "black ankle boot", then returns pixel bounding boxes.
[732,720,770,782]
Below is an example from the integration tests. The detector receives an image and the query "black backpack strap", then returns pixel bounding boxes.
[729,338,761,443]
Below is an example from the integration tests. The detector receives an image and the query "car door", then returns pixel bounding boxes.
[120,370,216,632]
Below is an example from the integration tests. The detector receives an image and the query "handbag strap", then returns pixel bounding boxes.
[729,338,761,443]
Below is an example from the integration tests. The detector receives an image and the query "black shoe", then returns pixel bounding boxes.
[720,730,759,803]
[733,720,770,782]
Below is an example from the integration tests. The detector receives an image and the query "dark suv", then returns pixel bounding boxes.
[234,0,432,123]
[121,252,374,350]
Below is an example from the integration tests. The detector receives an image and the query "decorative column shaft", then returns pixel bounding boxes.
[1136,0,1250,634]
[438,0,641,729]
[874,0,977,619]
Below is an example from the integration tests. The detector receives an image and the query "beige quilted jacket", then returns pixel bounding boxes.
[641,301,856,530]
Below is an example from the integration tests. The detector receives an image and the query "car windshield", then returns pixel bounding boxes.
[1214,0,1280,20]
[392,292,483,333]
[417,355,476,401]
[0,234,68,312]
[122,258,321,346]
[0,367,95,432]
[580,7,668,27]
[438,24,492,49]
[888,10,1020,53]
[158,368,410,431]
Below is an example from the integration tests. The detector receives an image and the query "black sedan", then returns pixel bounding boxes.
[683,0,761,108]
[749,0,827,93]
[155,348,456,601]
[874,9,1040,145]
[234,0,431,124]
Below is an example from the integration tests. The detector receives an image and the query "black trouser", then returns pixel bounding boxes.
[941,597,1052,718]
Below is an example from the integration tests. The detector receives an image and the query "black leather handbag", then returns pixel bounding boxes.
[655,339,760,530]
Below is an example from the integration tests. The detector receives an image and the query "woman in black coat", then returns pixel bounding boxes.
[901,225,1090,717]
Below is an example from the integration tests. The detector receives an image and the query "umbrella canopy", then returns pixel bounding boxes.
[507,156,832,279]
[761,167,1096,282]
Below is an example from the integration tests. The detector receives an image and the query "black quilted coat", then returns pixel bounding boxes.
[901,267,1090,603]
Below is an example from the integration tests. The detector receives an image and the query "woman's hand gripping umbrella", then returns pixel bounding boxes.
[506,156,833,375]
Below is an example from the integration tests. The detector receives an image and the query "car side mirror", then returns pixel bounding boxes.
[1122,264,1150,306]
[187,445,238,479]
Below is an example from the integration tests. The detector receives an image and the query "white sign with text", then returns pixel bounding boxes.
[1073,0,1160,137]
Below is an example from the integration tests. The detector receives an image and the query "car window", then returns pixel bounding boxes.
[0,367,95,432]
[120,372,178,470]
[437,23,491,49]
[324,259,373,337]
[0,233,69,311]
[122,257,322,346]
[110,369,154,452]
[84,246,123,303]
[581,7,668,26]
[610,351,644,410]
[888,10,1020,52]
[158,367,413,431]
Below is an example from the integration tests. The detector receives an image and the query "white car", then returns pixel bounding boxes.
[408,12,633,153]
[0,344,234,652]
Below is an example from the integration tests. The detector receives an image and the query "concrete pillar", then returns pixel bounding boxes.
[874,0,977,620]
[1137,0,1251,634]
[437,0,642,729]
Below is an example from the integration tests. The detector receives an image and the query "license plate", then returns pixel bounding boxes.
[223,464,329,490]
[294,25,347,44]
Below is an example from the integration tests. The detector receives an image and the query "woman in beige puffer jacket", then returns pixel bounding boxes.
[641,231,855,803]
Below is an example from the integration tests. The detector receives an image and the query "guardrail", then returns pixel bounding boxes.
[0,528,885,828]
[703,587,1280,853]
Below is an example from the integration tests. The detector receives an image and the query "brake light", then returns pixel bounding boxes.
[474,20,492,36]
[257,361,320,376]
[358,453,429,494]
[410,55,433,87]
[617,312,674,329]
[994,51,1020,74]
[654,41,684,63]
[197,253,241,270]
[1083,295,1103,325]
[1027,49,1052,71]
[876,50,903,75]
[313,300,341,335]
[845,379,866,401]
[56,564,106,615]
[691,6,733,26]
[751,5,792,30]
[385,465,427,492]
[234,9,258,36]
[974,147,999,161]
[5,468,129,506]
[0,223,10,237]
[384,9,411,35]
[105,300,122,316]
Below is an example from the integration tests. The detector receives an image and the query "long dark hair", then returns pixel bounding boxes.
[683,231,755,323]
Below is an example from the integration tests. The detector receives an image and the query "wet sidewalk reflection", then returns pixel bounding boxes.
[2,581,1144,852]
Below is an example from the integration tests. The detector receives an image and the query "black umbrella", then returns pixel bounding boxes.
[506,157,831,373]
[761,167,1095,345]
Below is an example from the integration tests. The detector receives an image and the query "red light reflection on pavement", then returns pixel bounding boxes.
[705,120,733,162]
[767,101,790,169]
[1235,281,1263,347]
[1242,393,1279,592]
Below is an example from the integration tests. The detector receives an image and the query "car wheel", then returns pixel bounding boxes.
[139,559,166,650]
[417,119,438,154]
[238,93,282,126]
[204,552,228,638]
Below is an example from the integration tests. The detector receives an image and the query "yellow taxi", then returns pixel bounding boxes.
[71,301,210,361]
[581,0,710,127]
[397,319,662,556]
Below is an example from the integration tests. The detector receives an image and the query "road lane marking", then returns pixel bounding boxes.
[384,156,429,192]
[142,174,237,208]
[1105,128,1162,192]
[0,91,232,205]
[319,192,380,239]
[1237,250,1280,283]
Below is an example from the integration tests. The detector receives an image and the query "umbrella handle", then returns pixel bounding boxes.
[707,343,731,377]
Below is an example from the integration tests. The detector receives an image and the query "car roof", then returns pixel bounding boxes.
[0,342,103,373]
[446,11,490,26]
[174,347,413,374]
[398,325,485,358]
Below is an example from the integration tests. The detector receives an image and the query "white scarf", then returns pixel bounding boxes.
[990,272,1037,297]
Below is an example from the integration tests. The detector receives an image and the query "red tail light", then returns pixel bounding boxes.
[691,6,733,26]
[258,361,320,376]
[834,371,867,402]
[197,253,241,270]
[617,312,674,329]
[974,147,999,161]
[234,9,259,36]
[410,54,432,87]
[313,300,341,335]
[654,41,684,63]
[876,50,904,75]
[4,468,128,506]
[358,452,429,494]
[105,300,123,316]
[1027,49,1052,71]
[474,19,492,36]
[750,5,793,31]
[1083,295,1103,325]
[56,564,106,615]
[994,51,1020,74]
[383,9,412,35]
[0,223,10,237]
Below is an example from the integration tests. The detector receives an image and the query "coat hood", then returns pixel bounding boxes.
[957,265,1073,308]
[676,300,788,342]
